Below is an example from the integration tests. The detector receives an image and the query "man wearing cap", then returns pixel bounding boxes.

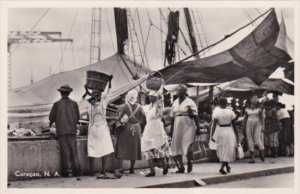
[49,84,81,177]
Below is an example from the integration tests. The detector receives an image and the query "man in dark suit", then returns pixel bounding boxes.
[49,84,81,177]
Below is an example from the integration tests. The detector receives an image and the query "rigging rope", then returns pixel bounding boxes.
[255,8,262,15]
[58,8,79,72]
[159,9,164,65]
[195,9,211,56]
[191,9,205,52]
[127,9,145,76]
[172,8,273,66]
[243,8,256,26]
[66,36,90,68]
[11,8,51,54]
[105,9,116,53]
[178,27,193,53]
[136,9,150,70]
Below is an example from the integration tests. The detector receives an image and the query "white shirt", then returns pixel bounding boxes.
[277,108,290,120]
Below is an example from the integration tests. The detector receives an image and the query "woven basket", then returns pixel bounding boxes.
[146,71,164,91]
[86,71,111,91]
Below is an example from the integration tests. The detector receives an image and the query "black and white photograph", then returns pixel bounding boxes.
[0,0,299,193]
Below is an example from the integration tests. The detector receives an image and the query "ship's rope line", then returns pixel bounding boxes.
[105,9,116,53]
[66,36,90,68]
[137,9,150,70]
[71,43,76,69]
[243,8,257,26]
[177,8,193,54]
[191,9,204,54]
[59,34,64,72]
[30,9,51,31]
[128,9,145,76]
[58,8,79,72]
[11,8,51,54]
[178,27,193,54]
[159,9,164,65]
[161,8,273,84]
[172,8,273,66]
[195,9,211,56]
[255,8,262,15]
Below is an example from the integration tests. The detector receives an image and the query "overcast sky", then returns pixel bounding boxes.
[8,7,294,89]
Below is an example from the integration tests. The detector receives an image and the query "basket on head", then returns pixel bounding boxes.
[86,70,111,91]
[146,71,164,91]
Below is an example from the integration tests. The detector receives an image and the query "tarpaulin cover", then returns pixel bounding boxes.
[188,77,294,103]
[159,10,291,86]
[9,54,148,109]
[225,77,294,95]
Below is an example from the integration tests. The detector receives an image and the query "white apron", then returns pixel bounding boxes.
[82,99,114,158]
[141,103,167,152]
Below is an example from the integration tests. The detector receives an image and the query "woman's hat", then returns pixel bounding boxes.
[58,84,73,92]
[126,89,138,105]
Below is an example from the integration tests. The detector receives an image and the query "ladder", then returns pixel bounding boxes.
[89,8,102,65]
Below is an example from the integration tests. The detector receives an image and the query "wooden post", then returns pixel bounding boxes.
[209,85,214,113]
[196,85,200,108]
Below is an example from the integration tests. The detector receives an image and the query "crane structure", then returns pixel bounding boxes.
[7,31,73,90]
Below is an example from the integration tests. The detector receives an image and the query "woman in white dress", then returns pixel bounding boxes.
[243,95,265,163]
[211,97,238,175]
[81,84,114,177]
[170,85,201,173]
[141,90,171,177]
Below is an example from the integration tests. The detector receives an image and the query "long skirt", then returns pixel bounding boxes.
[264,132,279,148]
[115,123,142,160]
[171,116,196,156]
[246,118,264,151]
[215,126,237,163]
[88,123,114,158]
[143,142,171,160]
[280,118,293,143]
[279,118,293,155]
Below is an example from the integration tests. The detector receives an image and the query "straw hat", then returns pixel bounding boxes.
[57,84,73,92]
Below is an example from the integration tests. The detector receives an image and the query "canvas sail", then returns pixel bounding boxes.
[159,9,291,86]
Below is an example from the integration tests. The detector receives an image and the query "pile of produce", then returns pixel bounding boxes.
[8,128,37,137]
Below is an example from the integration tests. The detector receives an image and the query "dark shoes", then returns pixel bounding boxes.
[248,159,255,163]
[259,150,265,162]
[219,169,227,175]
[129,169,135,174]
[145,171,155,177]
[163,168,168,175]
[225,165,231,173]
[175,168,185,173]
[187,162,193,173]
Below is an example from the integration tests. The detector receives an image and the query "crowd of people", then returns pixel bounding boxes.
[49,83,294,179]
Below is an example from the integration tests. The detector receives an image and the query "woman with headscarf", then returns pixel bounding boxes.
[115,89,143,174]
[81,83,114,178]
[170,85,201,173]
[141,90,171,177]
[211,97,238,175]
[243,95,265,163]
